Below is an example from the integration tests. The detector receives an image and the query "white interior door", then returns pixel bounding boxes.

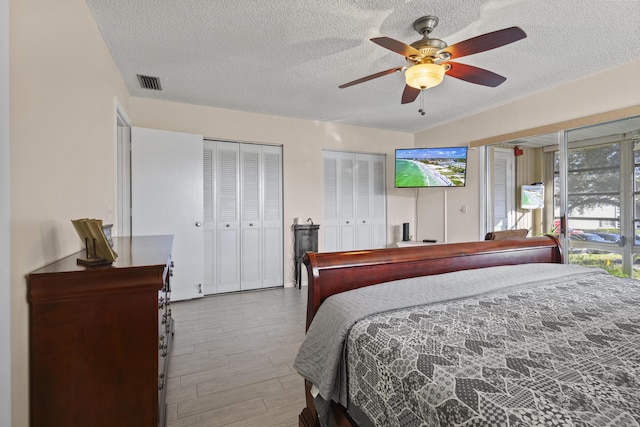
[131,127,204,301]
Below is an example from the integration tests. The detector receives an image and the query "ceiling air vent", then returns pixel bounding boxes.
[136,74,162,91]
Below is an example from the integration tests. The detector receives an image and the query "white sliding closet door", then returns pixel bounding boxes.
[339,153,356,250]
[203,140,283,293]
[370,154,387,248]
[261,145,284,288]
[322,151,340,252]
[356,155,372,249]
[323,150,387,251]
[240,144,262,290]
[131,127,204,301]
[203,141,241,294]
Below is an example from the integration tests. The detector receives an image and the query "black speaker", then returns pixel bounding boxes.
[402,223,410,241]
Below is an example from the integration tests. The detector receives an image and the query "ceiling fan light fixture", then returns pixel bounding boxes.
[405,63,445,90]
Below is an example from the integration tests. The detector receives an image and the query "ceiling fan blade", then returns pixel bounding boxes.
[338,67,403,89]
[401,85,420,104]
[441,27,526,59]
[445,61,506,87]
[371,37,422,58]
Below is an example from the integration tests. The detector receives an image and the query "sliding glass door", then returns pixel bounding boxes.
[557,117,640,277]
[554,118,640,277]
[559,132,624,274]
[485,114,640,278]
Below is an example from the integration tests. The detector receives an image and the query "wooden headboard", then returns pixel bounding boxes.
[302,236,561,330]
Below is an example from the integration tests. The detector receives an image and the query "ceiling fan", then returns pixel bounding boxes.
[339,16,527,104]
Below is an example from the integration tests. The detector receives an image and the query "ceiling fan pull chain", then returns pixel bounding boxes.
[418,90,426,116]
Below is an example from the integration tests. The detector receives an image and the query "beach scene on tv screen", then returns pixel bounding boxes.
[395,147,467,187]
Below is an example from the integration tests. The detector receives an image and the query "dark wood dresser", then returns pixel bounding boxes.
[28,235,174,427]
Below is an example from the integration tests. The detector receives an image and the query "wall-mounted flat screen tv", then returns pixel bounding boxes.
[395,147,468,188]
[521,184,544,209]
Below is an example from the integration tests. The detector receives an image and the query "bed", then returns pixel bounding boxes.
[293,236,640,427]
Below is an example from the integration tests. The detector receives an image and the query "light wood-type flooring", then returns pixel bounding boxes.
[166,286,308,427]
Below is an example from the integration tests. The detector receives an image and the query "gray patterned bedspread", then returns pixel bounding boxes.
[294,263,640,427]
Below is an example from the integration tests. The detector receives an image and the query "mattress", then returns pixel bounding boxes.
[294,263,640,427]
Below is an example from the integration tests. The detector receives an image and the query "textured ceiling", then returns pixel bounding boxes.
[86,0,640,134]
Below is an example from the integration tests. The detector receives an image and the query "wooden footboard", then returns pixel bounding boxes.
[298,236,562,426]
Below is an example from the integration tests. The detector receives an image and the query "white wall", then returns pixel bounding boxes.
[8,4,414,422]
[415,59,640,243]
[129,98,416,285]
[10,0,130,425]
[1,0,11,424]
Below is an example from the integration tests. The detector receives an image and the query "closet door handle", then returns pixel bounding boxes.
[195,222,202,227]
[226,224,230,227]
[249,223,254,227]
